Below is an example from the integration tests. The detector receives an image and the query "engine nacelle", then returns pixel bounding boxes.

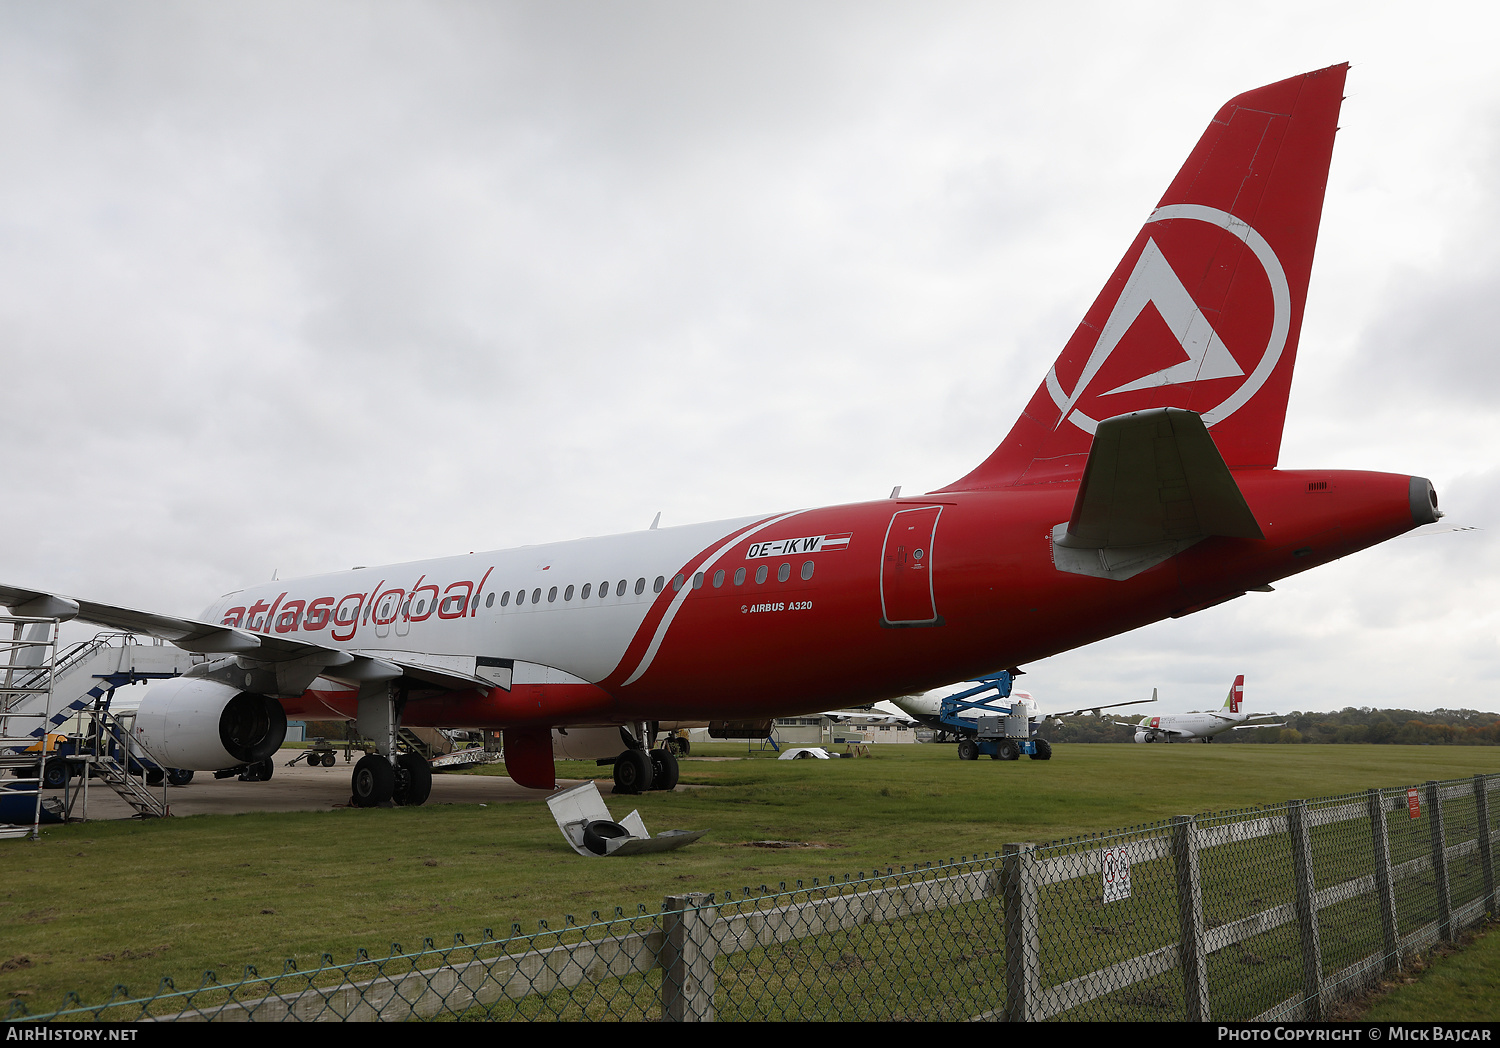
[134,677,287,770]
[1134,730,1150,744]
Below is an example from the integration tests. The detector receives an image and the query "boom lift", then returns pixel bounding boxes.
[939,672,1052,762]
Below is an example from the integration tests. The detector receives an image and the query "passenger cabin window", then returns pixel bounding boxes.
[755,565,768,584]
[673,574,685,592]
[582,583,592,599]
[733,567,746,586]
[501,591,511,607]
[777,563,790,582]
[801,561,814,580]
[486,593,495,608]
[693,572,704,589]
[653,576,664,593]
[713,569,725,588]
[548,586,558,603]
[564,585,575,601]
[532,588,542,604]
[634,578,645,595]
[616,580,627,597]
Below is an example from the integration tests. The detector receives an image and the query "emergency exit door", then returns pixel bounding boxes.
[880,505,942,627]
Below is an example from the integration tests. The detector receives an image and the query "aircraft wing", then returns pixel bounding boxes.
[1047,696,1158,719]
[0,583,488,693]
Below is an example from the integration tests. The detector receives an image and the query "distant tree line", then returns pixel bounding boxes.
[1036,708,1500,745]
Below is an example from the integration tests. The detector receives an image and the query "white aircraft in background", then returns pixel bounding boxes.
[822,703,919,728]
[1122,675,1281,743]
[890,685,1155,739]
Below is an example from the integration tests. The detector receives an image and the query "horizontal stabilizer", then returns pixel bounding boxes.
[1052,408,1262,580]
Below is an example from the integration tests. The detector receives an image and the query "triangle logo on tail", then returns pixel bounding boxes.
[1046,204,1291,436]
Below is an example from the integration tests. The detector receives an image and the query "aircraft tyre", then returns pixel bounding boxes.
[667,736,691,757]
[649,749,680,791]
[612,749,654,794]
[351,754,395,807]
[145,767,164,787]
[1029,739,1053,761]
[166,768,194,786]
[995,740,1020,761]
[393,753,433,806]
[236,758,272,782]
[583,820,630,856]
[956,738,979,761]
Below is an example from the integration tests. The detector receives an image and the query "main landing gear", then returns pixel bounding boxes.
[349,682,433,808]
[608,723,680,795]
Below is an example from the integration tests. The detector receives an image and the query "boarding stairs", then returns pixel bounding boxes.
[0,616,61,839]
[0,618,200,832]
[61,708,179,821]
[398,726,458,760]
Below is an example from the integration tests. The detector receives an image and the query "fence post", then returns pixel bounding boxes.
[1171,815,1211,1022]
[1367,788,1400,971]
[1001,843,1038,1022]
[1287,799,1324,1020]
[1425,781,1453,942]
[1474,775,1495,918]
[662,893,716,1022]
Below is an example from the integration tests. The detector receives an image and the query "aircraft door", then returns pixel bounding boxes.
[880,505,943,627]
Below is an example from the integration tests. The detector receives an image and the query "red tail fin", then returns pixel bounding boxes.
[1229,674,1245,714]
[940,64,1347,491]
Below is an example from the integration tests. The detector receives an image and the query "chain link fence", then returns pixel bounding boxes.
[9,774,1497,1022]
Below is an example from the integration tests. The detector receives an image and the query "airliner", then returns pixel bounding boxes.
[889,685,1156,752]
[0,64,1441,808]
[1123,675,1281,743]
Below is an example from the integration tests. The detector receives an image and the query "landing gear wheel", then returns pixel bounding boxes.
[166,768,194,786]
[239,758,273,781]
[393,753,433,806]
[667,736,691,757]
[612,749,654,794]
[351,754,395,807]
[1029,739,1053,761]
[582,820,630,856]
[145,768,164,787]
[995,740,1020,761]
[956,738,979,761]
[649,749,679,791]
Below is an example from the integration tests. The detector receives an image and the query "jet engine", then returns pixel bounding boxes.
[1133,730,1151,744]
[133,677,287,770]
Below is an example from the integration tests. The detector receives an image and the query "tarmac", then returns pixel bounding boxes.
[53,746,574,820]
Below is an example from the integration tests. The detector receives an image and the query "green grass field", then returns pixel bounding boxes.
[4,742,1500,1016]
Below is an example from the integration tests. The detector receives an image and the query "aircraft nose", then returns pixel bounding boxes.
[1409,477,1441,525]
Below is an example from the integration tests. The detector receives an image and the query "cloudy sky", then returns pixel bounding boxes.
[3,2,1497,716]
